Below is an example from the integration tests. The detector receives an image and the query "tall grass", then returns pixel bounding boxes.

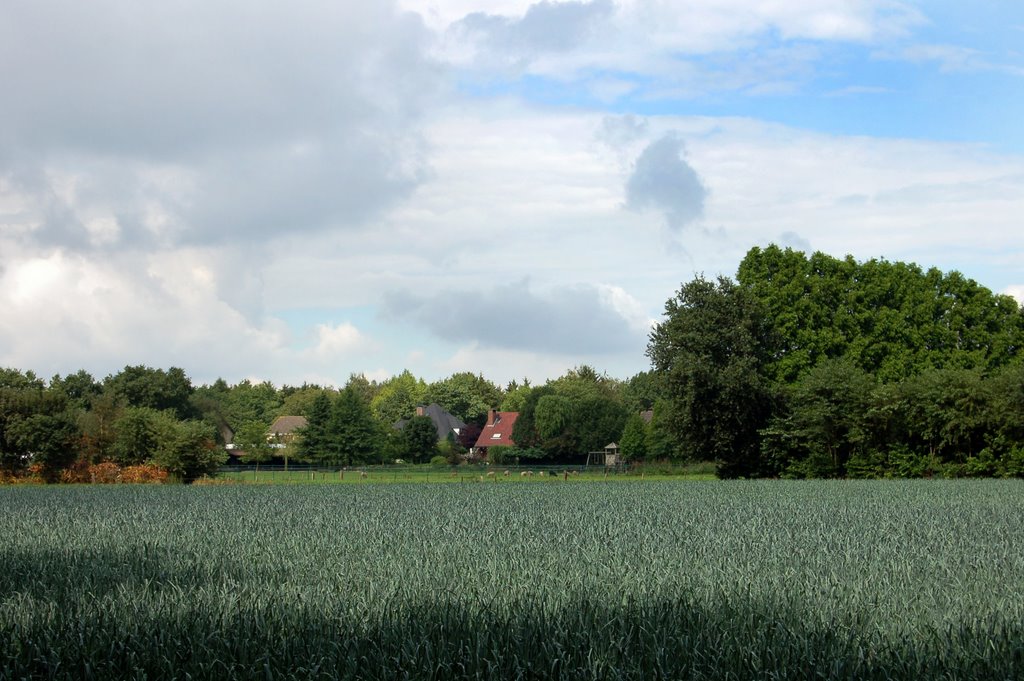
[1,481,1021,679]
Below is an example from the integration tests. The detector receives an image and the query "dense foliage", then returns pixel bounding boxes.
[647,276,777,477]
[1,482,1021,680]
[0,366,223,483]
[651,246,1024,478]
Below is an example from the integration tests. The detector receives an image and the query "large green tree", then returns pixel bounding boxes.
[150,418,223,482]
[104,366,196,420]
[324,387,381,466]
[0,369,47,474]
[370,370,427,424]
[737,245,1024,382]
[762,358,875,477]
[425,372,502,424]
[110,406,164,466]
[898,368,989,464]
[648,275,777,477]
[618,413,649,461]
[297,392,332,462]
[233,420,274,471]
[9,410,80,482]
[396,415,439,463]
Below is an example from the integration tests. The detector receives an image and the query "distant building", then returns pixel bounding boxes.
[268,415,307,447]
[394,403,466,442]
[472,409,519,459]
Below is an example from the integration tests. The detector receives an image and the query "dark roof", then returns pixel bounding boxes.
[394,403,467,441]
[268,415,307,436]
[474,411,519,449]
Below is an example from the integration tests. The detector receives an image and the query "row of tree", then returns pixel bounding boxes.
[648,245,1024,478]
[0,363,667,481]
[0,367,223,482]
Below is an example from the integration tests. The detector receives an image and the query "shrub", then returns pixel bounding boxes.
[121,465,169,484]
[88,462,122,484]
[488,446,512,464]
[60,458,92,484]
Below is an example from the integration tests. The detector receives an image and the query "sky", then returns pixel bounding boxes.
[1,0,1023,388]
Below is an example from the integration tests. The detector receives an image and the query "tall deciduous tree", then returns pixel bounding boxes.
[762,358,875,477]
[511,386,555,450]
[0,369,47,474]
[425,372,502,424]
[234,420,274,471]
[370,370,427,424]
[737,245,1024,382]
[104,366,196,420]
[111,406,164,466]
[9,410,80,482]
[898,368,988,463]
[150,418,223,483]
[648,275,777,478]
[618,413,649,461]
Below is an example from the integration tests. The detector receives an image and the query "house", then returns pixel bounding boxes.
[472,409,519,459]
[394,403,466,442]
[226,415,306,464]
[267,415,307,448]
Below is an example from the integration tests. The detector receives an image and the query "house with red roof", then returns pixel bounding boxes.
[472,409,519,459]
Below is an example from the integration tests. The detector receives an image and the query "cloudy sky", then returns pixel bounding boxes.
[2,1,1023,387]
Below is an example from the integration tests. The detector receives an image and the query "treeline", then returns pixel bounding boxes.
[0,364,666,482]
[649,245,1024,478]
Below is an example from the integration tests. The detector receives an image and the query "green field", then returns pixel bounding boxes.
[1,481,1022,680]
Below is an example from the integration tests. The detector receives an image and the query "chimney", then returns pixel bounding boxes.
[415,405,426,417]
[487,409,496,426]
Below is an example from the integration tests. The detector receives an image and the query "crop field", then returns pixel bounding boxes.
[1,481,1022,680]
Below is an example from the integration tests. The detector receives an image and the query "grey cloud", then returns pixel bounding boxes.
[626,133,706,230]
[457,0,613,56]
[0,1,440,250]
[382,281,645,355]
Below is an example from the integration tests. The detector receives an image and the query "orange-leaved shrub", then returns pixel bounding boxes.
[121,465,168,484]
[88,462,122,484]
[60,458,92,484]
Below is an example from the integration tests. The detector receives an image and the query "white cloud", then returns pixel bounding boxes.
[1004,286,1024,306]
[310,323,370,358]
[884,43,1024,76]
[409,0,922,46]
[410,0,923,91]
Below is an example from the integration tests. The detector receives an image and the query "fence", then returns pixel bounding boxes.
[217,461,714,483]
